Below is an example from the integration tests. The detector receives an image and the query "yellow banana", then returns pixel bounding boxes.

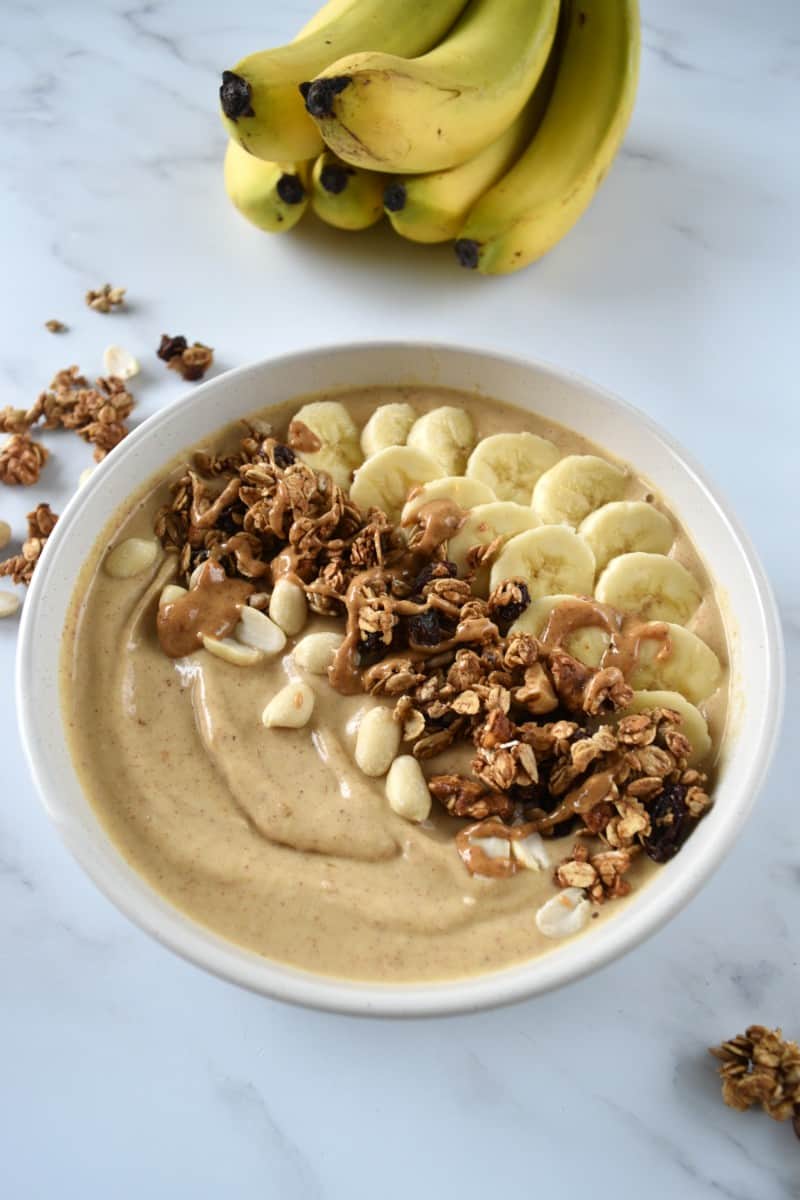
[219,0,469,164]
[455,0,640,274]
[224,140,310,233]
[382,30,561,244]
[303,0,560,174]
[310,152,385,231]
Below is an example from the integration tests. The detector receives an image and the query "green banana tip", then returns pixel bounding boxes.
[454,239,481,270]
[304,76,352,119]
[220,70,253,120]
[383,183,407,213]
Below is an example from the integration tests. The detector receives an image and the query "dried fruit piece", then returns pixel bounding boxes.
[157,334,214,381]
[642,782,691,862]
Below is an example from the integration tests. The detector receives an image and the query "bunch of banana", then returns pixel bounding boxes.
[220,0,640,273]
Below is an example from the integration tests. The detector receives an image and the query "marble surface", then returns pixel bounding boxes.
[1,0,798,1194]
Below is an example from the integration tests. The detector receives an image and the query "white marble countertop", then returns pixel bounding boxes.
[1,1,798,1195]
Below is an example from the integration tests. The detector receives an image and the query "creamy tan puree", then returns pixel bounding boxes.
[62,387,729,982]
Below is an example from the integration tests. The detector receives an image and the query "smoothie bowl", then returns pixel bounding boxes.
[17,343,783,1015]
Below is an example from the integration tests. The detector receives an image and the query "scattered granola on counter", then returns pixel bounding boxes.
[0,503,58,585]
[44,319,67,333]
[710,1026,800,1141]
[85,284,126,313]
[29,367,135,461]
[157,334,214,381]
[151,424,715,900]
[0,433,49,486]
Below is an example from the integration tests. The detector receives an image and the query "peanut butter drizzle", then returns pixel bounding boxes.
[329,566,388,694]
[157,560,254,658]
[287,420,321,453]
[526,770,617,833]
[403,499,466,557]
[455,821,518,879]
[539,597,671,678]
[190,475,241,529]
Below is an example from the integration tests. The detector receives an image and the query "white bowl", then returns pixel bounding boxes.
[17,342,784,1016]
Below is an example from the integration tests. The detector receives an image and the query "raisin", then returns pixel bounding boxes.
[157,333,187,362]
[217,508,243,536]
[411,560,457,596]
[490,581,531,635]
[357,629,390,666]
[407,608,446,647]
[643,783,691,863]
[272,443,295,469]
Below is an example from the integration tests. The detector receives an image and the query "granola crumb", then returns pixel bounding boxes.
[157,334,214,382]
[0,406,32,435]
[85,284,126,313]
[0,503,58,584]
[710,1027,800,1139]
[0,433,49,486]
[44,319,68,333]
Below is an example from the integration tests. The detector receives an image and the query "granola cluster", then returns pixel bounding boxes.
[0,433,49,486]
[152,426,713,893]
[155,430,399,590]
[157,334,214,381]
[0,503,58,585]
[710,1026,800,1140]
[1,366,136,477]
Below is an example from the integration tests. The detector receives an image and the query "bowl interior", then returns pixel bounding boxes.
[17,342,783,1016]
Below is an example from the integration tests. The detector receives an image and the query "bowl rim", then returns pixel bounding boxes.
[16,339,785,1017]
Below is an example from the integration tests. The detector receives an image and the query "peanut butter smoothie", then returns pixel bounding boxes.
[62,387,729,982]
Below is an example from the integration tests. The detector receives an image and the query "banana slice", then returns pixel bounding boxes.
[595,552,701,625]
[629,623,722,705]
[406,406,476,475]
[349,445,445,519]
[360,402,417,458]
[447,501,539,595]
[490,526,595,600]
[400,476,496,524]
[289,400,362,489]
[617,690,712,766]
[579,501,674,573]
[532,454,627,527]
[466,431,559,505]
[510,594,610,667]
